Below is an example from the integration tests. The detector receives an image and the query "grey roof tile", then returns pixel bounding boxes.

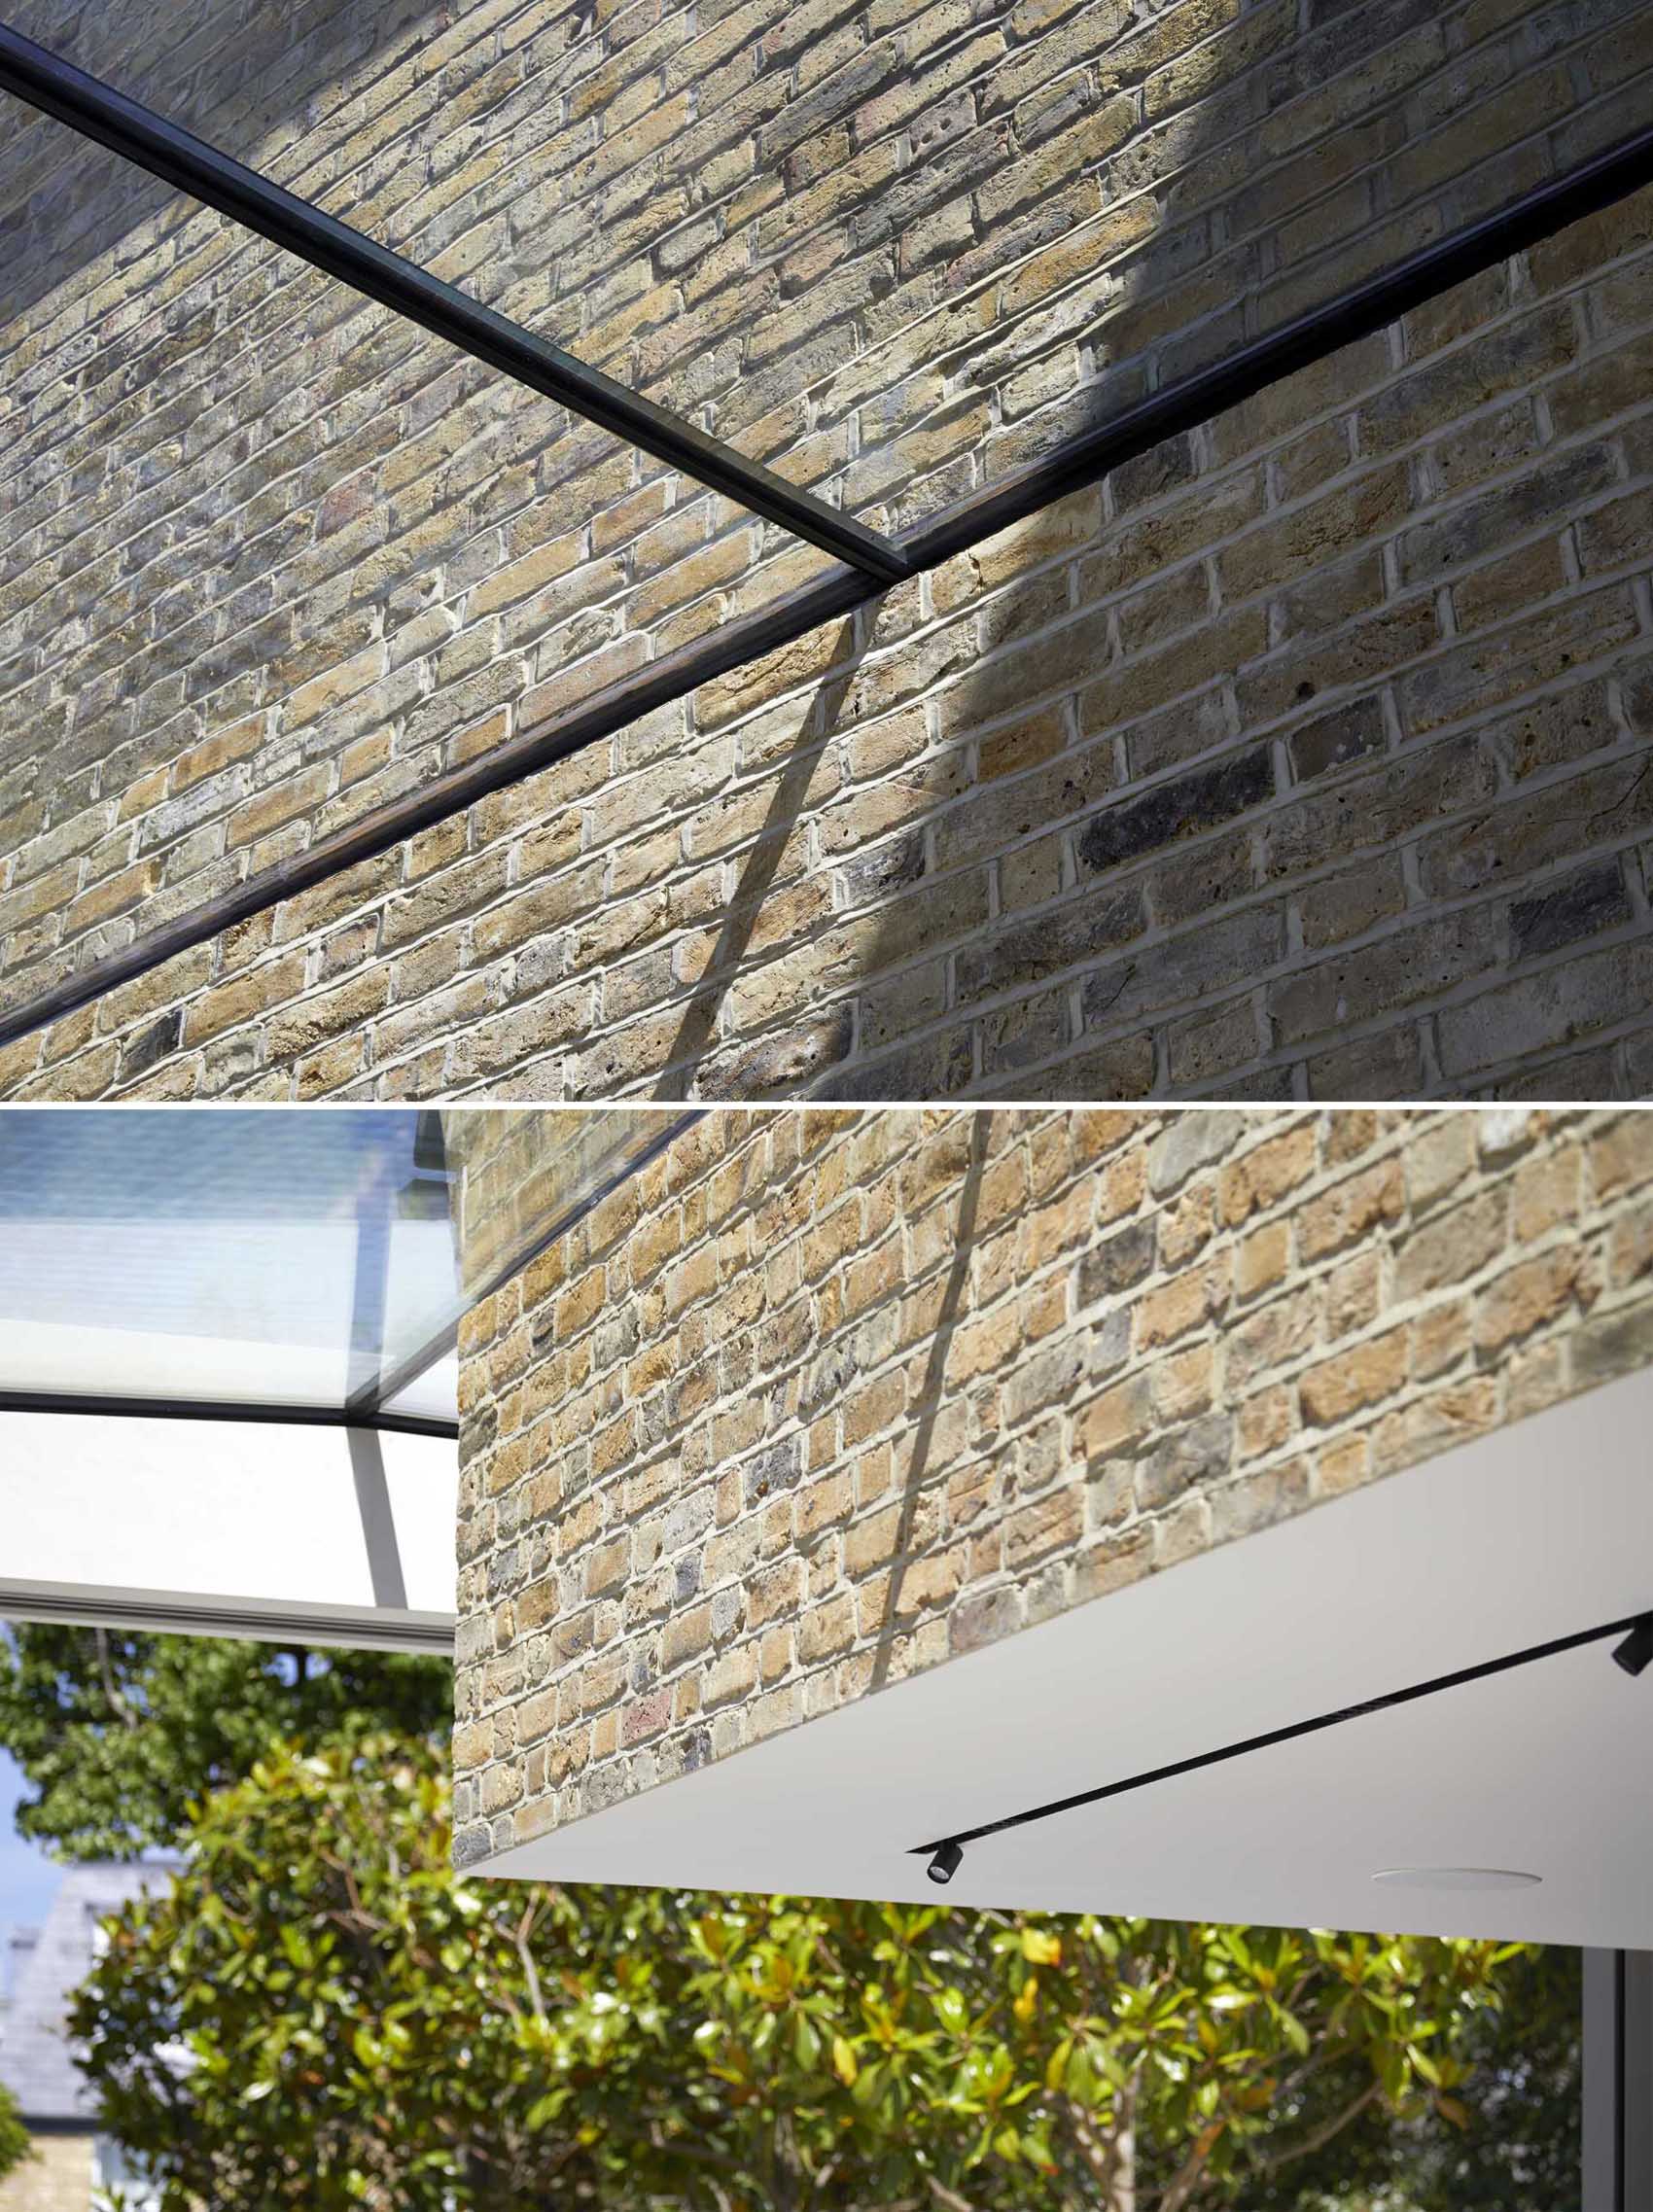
[0,1862,176,2124]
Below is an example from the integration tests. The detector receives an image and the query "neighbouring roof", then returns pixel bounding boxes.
[0,1861,175,2124]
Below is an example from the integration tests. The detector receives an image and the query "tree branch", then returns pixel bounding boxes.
[1253,2079,1383,2178]
[93,1627,140,1731]
[513,1906,545,2024]
[1155,2129,1217,2212]
[926,2176,980,2212]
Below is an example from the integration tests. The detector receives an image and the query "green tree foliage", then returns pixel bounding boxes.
[0,1627,449,1859]
[0,2083,28,2182]
[1268,1943,1581,2212]
[69,1732,1534,2212]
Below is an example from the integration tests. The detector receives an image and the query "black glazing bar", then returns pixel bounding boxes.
[0,21,909,586]
[0,563,872,1052]
[902,117,1653,570]
[909,1608,1648,1859]
[5,123,1653,1054]
[0,1387,457,1439]
[344,1107,701,1420]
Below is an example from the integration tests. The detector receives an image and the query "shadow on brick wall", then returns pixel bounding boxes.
[866,1109,990,1696]
[755,5,1653,1106]
[770,35,1293,1106]
[0,0,449,326]
[809,467,1232,1106]
[655,617,866,1101]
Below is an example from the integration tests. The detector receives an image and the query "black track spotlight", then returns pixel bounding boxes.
[927,1840,964,1885]
[1613,1615,1653,1677]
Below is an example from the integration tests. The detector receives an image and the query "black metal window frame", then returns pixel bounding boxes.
[2,19,1653,1052]
[0,1386,459,1438]
[1586,1949,1653,2208]
[0,25,908,587]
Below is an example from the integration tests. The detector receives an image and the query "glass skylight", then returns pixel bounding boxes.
[0,1106,686,1426]
[0,1110,459,1418]
[4,0,1642,1066]
[0,1105,689,1647]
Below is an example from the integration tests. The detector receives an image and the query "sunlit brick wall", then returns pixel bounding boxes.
[451,1105,1653,1866]
[0,2134,93,2212]
[3,0,1653,1099]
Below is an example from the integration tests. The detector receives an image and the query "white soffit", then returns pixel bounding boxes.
[0,1409,456,1651]
[484,1364,1653,1948]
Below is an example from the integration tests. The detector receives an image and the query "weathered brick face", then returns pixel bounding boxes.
[451,1106,1653,1866]
[3,0,1653,1099]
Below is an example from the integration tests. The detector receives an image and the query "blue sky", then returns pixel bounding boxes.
[0,1749,61,1934]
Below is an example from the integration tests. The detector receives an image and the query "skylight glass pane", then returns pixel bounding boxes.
[0,1109,460,1413]
[381,1351,461,1426]
[0,1107,683,1422]
[7,0,1642,1077]
[0,57,833,1033]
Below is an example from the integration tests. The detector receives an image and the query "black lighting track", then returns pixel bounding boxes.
[0,20,908,587]
[2,106,1653,1053]
[911,1606,1653,1877]
[0,1386,457,1440]
[344,1106,701,1422]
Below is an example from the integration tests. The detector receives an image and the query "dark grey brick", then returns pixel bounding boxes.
[1076,749,1273,875]
[1136,1414,1232,1513]
[1077,1219,1154,1306]
[954,884,1145,1001]
[1509,862,1632,962]
[742,1437,802,1507]
[116,1009,183,1083]
[836,830,926,905]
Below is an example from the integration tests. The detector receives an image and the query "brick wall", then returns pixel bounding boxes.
[0,2135,92,2212]
[443,1104,679,1292]
[451,1104,1653,1865]
[3,2,1653,1100]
